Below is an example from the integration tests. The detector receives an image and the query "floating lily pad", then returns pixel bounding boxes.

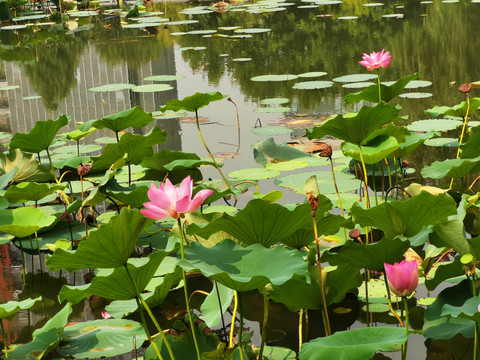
[23,96,41,100]
[298,5,319,8]
[253,107,292,113]
[232,57,252,62]
[135,16,169,22]
[337,16,359,20]
[1,25,27,30]
[122,22,162,28]
[67,10,99,16]
[333,74,378,82]
[382,14,404,17]
[407,119,463,132]
[218,26,241,30]
[144,75,185,81]
[251,74,298,82]
[363,2,384,5]
[0,85,20,90]
[266,159,308,171]
[228,168,280,180]
[187,29,217,35]
[180,9,213,14]
[260,98,290,105]
[251,126,293,136]
[164,20,199,25]
[131,84,173,92]
[402,80,432,88]
[230,34,252,38]
[180,47,207,51]
[13,14,50,20]
[235,28,271,33]
[170,32,187,36]
[342,82,375,89]
[88,83,135,92]
[297,72,327,78]
[275,170,358,195]
[424,138,458,147]
[399,92,433,99]
[293,81,334,90]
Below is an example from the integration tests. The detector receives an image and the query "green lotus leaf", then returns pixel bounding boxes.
[425,98,480,118]
[421,156,480,179]
[429,220,470,256]
[200,282,234,328]
[52,155,91,170]
[141,150,201,171]
[0,296,42,319]
[259,98,290,105]
[357,278,391,304]
[398,92,432,99]
[131,84,174,93]
[10,114,69,154]
[344,73,419,103]
[299,327,406,360]
[407,119,463,132]
[163,159,217,171]
[269,264,362,311]
[179,239,310,292]
[158,91,226,112]
[145,321,219,360]
[0,149,52,183]
[57,319,146,359]
[306,102,400,145]
[4,182,64,203]
[58,251,166,303]
[251,74,298,82]
[0,207,56,238]
[253,137,309,166]
[88,83,135,92]
[423,280,474,339]
[52,144,101,155]
[92,106,154,134]
[342,136,399,164]
[424,137,458,147]
[91,127,166,172]
[164,20,199,25]
[8,303,72,360]
[322,237,410,272]
[298,71,327,78]
[0,166,18,190]
[292,81,333,90]
[460,124,480,158]
[187,198,331,247]
[332,74,378,83]
[144,75,185,81]
[349,191,457,239]
[441,296,480,322]
[46,208,147,272]
[342,82,375,89]
[424,257,464,291]
[266,160,308,171]
[61,125,97,141]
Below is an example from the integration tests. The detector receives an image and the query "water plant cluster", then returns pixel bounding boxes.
[1,50,480,360]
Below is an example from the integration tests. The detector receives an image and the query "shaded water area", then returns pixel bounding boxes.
[0,0,480,358]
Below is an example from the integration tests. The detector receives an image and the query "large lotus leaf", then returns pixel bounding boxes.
[9,114,69,154]
[0,207,56,237]
[280,214,352,249]
[61,126,96,141]
[186,198,331,247]
[57,319,147,359]
[200,282,234,328]
[423,280,475,339]
[92,105,154,133]
[425,98,480,118]
[299,327,407,360]
[424,257,464,291]
[322,237,410,272]
[349,191,457,239]
[140,150,200,171]
[306,103,399,145]
[429,220,470,256]
[269,264,362,312]
[343,73,419,104]
[46,208,146,272]
[103,180,149,208]
[342,136,399,164]
[0,296,42,319]
[58,251,166,303]
[4,182,64,203]
[0,149,52,183]
[52,155,92,170]
[460,124,480,158]
[91,127,166,172]
[0,166,17,190]
[441,296,480,322]
[145,321,219,360]
[393,130,437,159]
[8,303,72,360]
[158,91,226,112]
[253,137,309,167]
[179,239,310,292]
[421,156,480,179]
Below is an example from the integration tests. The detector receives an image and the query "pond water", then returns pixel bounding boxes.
[1,0,480,358]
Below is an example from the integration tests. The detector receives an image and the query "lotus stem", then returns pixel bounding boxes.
[257,290,269,360]
[450,94,471,189]
[233,180,260,193]
[372,163,378,206]
[214,281,229,344]
[313,218,331,336]
[385,158,393,195]
[19,240,26,286]
[237,292,245,360]
[34,232,43,273]
[364,269,371,327]
[357,146,370,244]
[229,290,239,349]
[133,295,163,360]
[377,73,382,103]
[1,319,8,360]
[227,97,241,152]
[383,272,404,327]
[402,297,410,360]
[328,157,347,241]
[194,109,237,205]
[177,218,201,360]
[298,309,303,352]
[475,322,478,360]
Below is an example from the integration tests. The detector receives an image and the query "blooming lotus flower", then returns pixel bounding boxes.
[384,260,419,297]
[359,49,391,71]
[140,176,213,220]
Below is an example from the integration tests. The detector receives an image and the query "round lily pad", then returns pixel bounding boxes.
[234,28,271,33]
[260,98,290,105]
[253,107,292,113]
[131,84,173,92]
[170,32,187,36]
[230,34,252,39]
[187,29,217,35]
[337,16,359,20]
[333,74,378,82]
[363,2,384,5]
[152,110,188,119]
[424,138,459,147]
[1,25,27,30]
[135,16,169,22]
[298,5,319,8]
[180,47,207,51]
[403,80,432,89]
[251,126,293,136]
[232,58,252,62]
[52,144,102,155]
[407,119,463,132]
[342,82,375,89]
[13,14,50,20]
[0,85,20,90]
[180,8,213,14]
[228,168,281,180]
[251,74,298,82]
[164,20,199,25]
[292,80,334,90]
[95,137,118,144]
[297,71,327,78]
[266,160,308,171]
[67,10,99,17]
[88,84,135,92]
[218,26,241,30]
[23,95,41,100]
[122,22,162,28]
[143,75,185,81]
[398,92,433,99]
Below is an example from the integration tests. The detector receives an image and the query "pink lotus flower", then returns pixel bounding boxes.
[140,176,213,220]
[359,49,391,71]
[384,260,419,297]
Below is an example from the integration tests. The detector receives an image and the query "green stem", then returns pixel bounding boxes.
[19,240,26,286]
[194,109,237,205]
[358,146,370,244]
[229,290,239,349]
[385,159,393,195]
[257,290,269,360]
[237,292,245,360]
[383,272,404,327]
[34,232,43,273]
[133,295,163,360]
[177,218,201,360]
[329,157,347,241]
[451,94,471,189]
[298,309,303,352]
[314,218,331,336]
[402,297,410,360]
[1,319,8,360]
[364,269,370,327]
[475,322,478,360]
[372,163,378,206]
[377,73,382,102]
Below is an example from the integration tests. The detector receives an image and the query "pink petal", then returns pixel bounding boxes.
[185,196,203,213]
[175,195,192,214]
[194,189,214,203]
[177,176,193,201]
[140,208,170,220]
[147,183,174,211]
